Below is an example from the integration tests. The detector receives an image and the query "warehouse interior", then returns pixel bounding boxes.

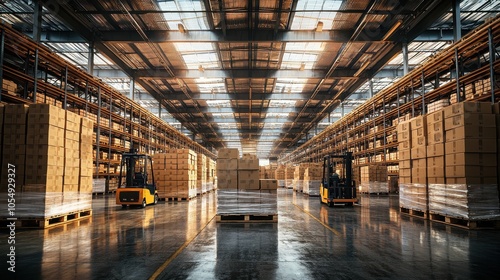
[1,0,500,279]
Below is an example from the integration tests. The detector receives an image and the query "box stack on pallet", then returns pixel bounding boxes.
[152,152,169,198]
[359,165,388,194]
[217,148,278,223]
[264,164,277,179]
[285,165,295,189]
[398,120,428,217]
[303,163,322,196]
[428,102,500,226]
[0,104,93,228]
[176,149,197,199]
[92,178,106,194]
[400,102,500,227]
[274,165,286,187]
[197,153,207,195]
[259,166,266,179]
[292,164,308,192]
[152,149,197,200]
[80,118,93,193]
[216,148,239,190]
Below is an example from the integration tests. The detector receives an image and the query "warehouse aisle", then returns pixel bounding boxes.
[156,189,500,279]
[2,189,500,279]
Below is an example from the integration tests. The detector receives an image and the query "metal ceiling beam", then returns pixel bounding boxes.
[92,67,406,79]
[160,92,333,101]
[36,29,463,43]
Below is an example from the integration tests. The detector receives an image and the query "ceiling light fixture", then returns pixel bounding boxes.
[178,23,186,33]
[382,20,402,41]
[299,62,306,71]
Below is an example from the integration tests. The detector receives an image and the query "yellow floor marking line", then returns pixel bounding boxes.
[149,215,216,280]
[293,204,342,237]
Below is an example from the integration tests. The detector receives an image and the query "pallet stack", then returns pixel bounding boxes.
[284,166,295,188]
[216,149,277,222]
[303,163,322,196]
[274,165,286,187]
[292,164,308,192]
[359,165,388,194]
[197,153,207,195]
[1,79,17,96]
[428,102,500,221]
[0,104,93,224]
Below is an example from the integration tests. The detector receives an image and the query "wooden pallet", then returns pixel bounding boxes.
[429,212,500,229]
[304,193,320,197]
[161,197,193,201]
[216,214,278,223]
[0,209,92,229]
[361,192,389,195]
[400,207,429,219]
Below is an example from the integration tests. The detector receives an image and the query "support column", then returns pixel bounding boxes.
[130,78,135,100]
[402,42,409,76]
[33,1,42,43]
[455,48,461,102]
[452,0,461,42]
[0,29,4,102]
[369,79,374,98]
[488,27,496,104]
[88,41,95,76]
[421,71,426,115]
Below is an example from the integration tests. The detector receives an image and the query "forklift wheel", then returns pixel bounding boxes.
[327,201,333,207]
[141,199,147,208]
[121,204,127,209]
[154,194,159,205]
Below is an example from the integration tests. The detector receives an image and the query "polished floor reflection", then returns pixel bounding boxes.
[1,189,500,279]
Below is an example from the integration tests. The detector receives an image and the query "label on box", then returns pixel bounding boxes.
[444,114,496,131]
[427,110,444,123]
[444,102,492,118]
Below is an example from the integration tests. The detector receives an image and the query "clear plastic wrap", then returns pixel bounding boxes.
[303,180,321,196]
[429,184,500,220]
[292,180,304,192]
[285,179,294,189]
[0,192,92,218]
[359,182,389,193]
[399,183,428,212]
[278,180,286,187]
[92,178,106,193]
[206,182,214,192]
[217,189,277,215]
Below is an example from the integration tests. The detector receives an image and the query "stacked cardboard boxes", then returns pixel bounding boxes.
[410,115,427,185]
[79,118,93,192]
[397,120,412,185]
[1,79,17,96]
[427,102,500,220]
[1,104,29,189]
[176,149,197,198]
[274,165,286,187]
[284,166,295,188]
[238,154,260,190]
[216,149,278,218]
[0,104,93,218]
[426,110,445,185]
[259,166,266,179]
[197,153,207,194]
[359,165,388,193]
[216,148,239,189]
[152,152,169,198]
[206,158,216,192]
[303,163,322,196]
[293,164,308,192]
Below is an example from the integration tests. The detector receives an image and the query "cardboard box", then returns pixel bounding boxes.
[218,148,239,159]
[445,153,497,167]
[410,146,426,159]
[426,143,445,157]
[427,110,444,123]
[398,140,411,150]
[445,125,496,141]
[427,166,444,178]
[427,156,444,167]
[427,121,444,133]
[410,115,427,130]
[444,113,496,130]
[398,131,411,141]
[443,102,492,118]
[399,149,411,160]
[399,168,412,177]
[397,120,411,133]
[238,158,259,170]
[445,139,496,153]
[445,165,497,178]
[260,179,278,190]
[427,130,444,144]
[399,160,411,169]
[428,177,445,184]
[446,177,497,185]
[412,159,427,169]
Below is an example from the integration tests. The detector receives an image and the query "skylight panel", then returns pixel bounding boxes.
[291,0,342,30]
[159,0,209,30]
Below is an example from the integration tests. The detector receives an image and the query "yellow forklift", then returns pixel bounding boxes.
[116,148,159,208]
[320,152,358,207]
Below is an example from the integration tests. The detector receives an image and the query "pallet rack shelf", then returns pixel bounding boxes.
[280,16,500,168]
[0,23,216,184]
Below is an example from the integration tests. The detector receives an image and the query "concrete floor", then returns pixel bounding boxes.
[1,189,500,279]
